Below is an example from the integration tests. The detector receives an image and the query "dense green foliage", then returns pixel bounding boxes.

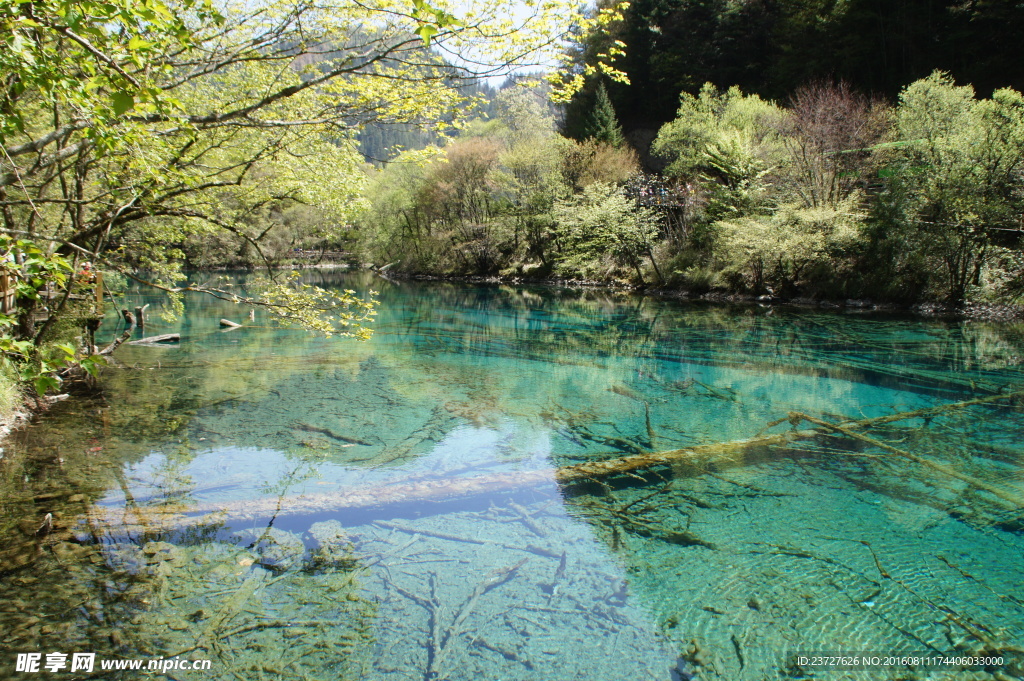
[356,73,1024,307]
[653,74,1024,303]
[356,82,642,280]
[562,0,1024,134]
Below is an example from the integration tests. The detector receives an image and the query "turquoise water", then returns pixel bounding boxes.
[1,271,1023,680]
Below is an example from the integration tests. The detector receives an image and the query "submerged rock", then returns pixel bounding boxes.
[106,543,146,573]
[142,541,182,564]
[234,527,305,572]
[307,520,356,571]
[49,542,76,563]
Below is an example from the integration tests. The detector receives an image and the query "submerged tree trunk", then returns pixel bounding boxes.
[98,310,135,356]
[80,391,1024,537]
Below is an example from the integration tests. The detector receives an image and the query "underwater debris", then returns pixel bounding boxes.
[507,501,547,538]
[307,519,357,571]
[792,412,1024,509]
[83,391,1024,537]
[374,520,561,559]
[609,383,646,402]
[293,422,373,447]
[387,560,529,681]
[232,527,305,573]
[383,406,455,463]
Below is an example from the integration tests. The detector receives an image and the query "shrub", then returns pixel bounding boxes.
[552,183,660,283]
[715,196,863,294]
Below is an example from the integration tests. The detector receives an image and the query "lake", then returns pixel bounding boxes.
[1,271,1022,680]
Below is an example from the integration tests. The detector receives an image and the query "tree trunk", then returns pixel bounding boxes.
[98,310,135,355]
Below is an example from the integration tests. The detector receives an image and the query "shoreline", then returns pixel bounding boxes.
[381,271,1024,323]
[0,403,32,445]
[0,394,69,447]
[189,255,1024,322]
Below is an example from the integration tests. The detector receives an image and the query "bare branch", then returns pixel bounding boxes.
[3,120,92,159]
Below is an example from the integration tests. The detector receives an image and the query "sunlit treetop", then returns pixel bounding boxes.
[1,0,614,146]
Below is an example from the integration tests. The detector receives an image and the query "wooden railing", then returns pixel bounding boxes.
[0,274,15,314]
[0,270,104,317]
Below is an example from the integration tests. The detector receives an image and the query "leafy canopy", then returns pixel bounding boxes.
[0,0,598,343]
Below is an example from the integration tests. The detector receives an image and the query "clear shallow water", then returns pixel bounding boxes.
[2,272,1024,680]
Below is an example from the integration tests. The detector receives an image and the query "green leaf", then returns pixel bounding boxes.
[433,9,460,27]
[127,36,152,50]
[111,90,135,115]
[34,375,60,396]
[414,23,438,45]
[79,354,107,377]
[55,343,76,361]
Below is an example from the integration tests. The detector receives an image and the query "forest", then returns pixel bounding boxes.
[356,1,1024,309]
[359,75,1024,308]
[2,0,1024,398]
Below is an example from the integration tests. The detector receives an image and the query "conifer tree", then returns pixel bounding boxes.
[584,82,626,146]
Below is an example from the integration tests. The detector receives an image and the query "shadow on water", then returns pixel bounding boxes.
[1,271,1023,679]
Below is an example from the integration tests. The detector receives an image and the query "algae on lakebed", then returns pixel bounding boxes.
[0,523,374,681]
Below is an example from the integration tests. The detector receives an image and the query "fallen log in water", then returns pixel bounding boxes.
[99,310,136,356]
[83,391,1024,536]
[128,333,180,345]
